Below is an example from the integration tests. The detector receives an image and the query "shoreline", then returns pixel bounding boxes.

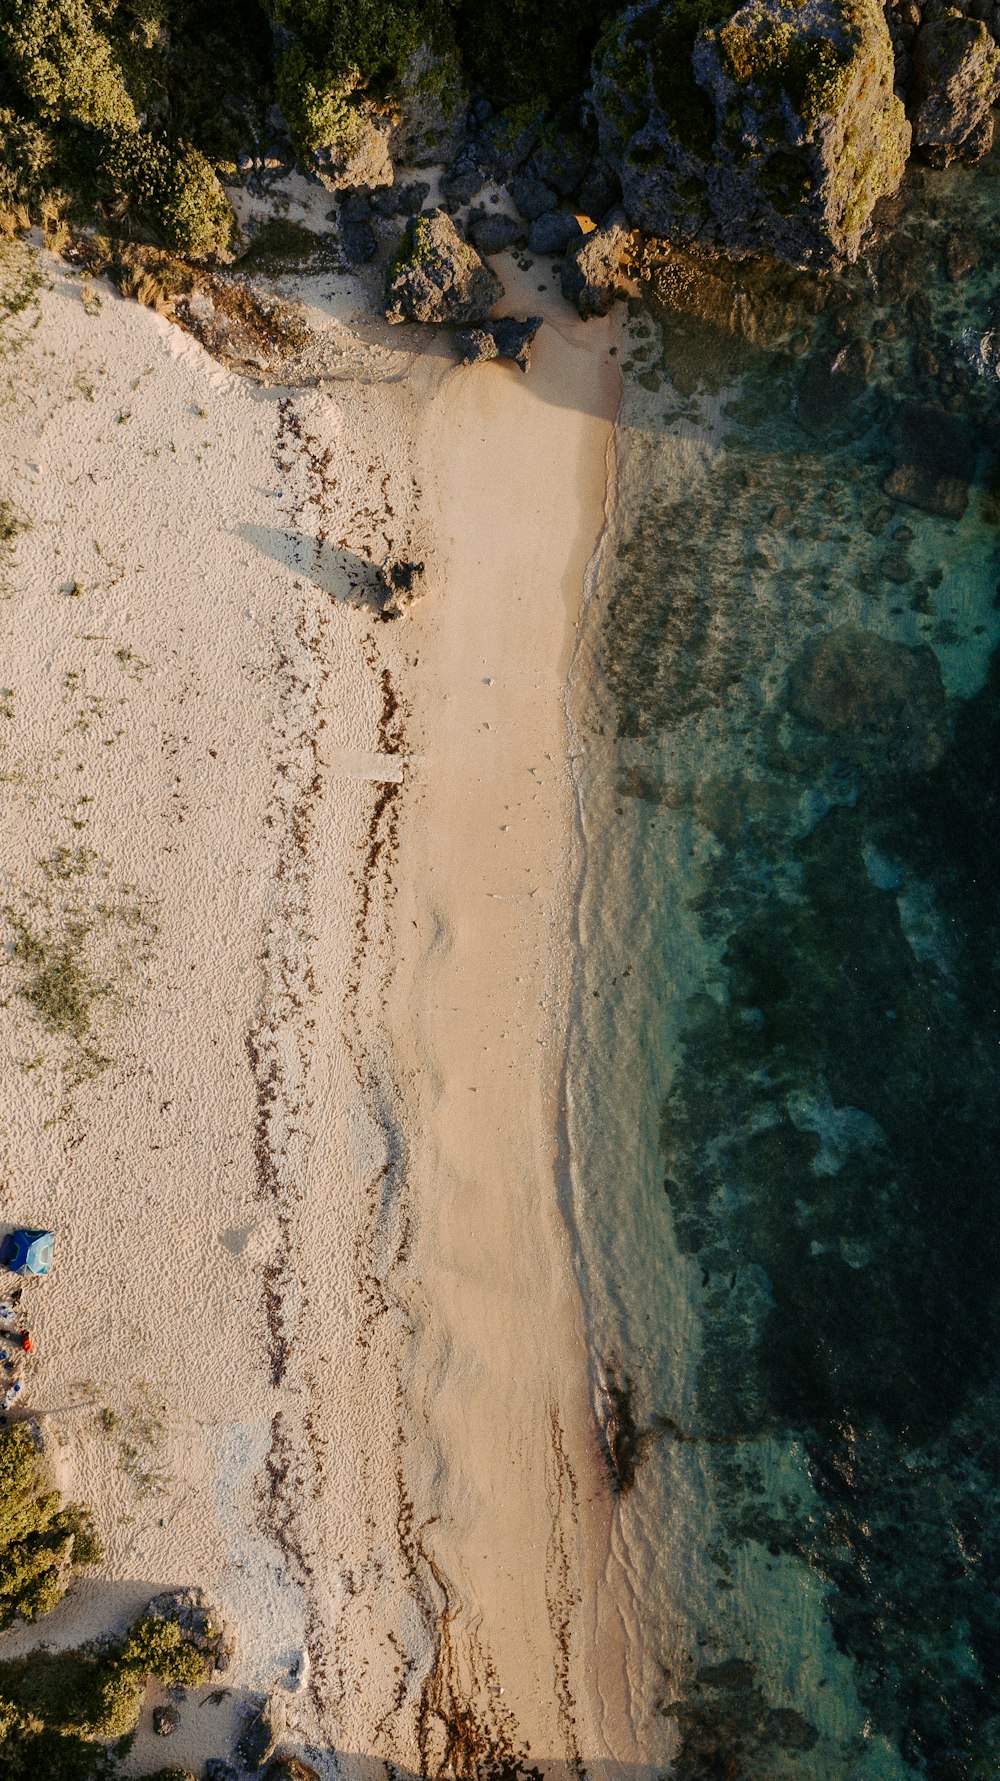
[384,258,632,1773]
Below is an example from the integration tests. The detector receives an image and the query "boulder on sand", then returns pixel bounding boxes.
[561,210,630,317]
[238,1692,287,1771]
[265,1761,322,1781]
[386,209,502,325]
[455,317,542,372]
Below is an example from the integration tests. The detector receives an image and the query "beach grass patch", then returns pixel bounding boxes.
[1,851,157,1088]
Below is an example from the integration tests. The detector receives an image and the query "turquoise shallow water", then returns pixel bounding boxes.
[567,148,1000,1779]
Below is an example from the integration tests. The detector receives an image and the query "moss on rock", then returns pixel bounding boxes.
[593,0,910,264]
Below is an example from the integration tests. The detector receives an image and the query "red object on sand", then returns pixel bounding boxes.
[21,1334,32,1353]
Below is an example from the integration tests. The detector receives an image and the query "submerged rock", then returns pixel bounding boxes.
[561,210,631,317]
[593,0,910,265]
[883,402,977,519]
[796,335,874,436]
[909,17,1000,166]
[385,210,502,325]
[454,316,542,371]
[787,626,947,773]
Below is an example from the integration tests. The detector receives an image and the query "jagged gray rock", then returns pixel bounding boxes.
[576,160,622,224]
[510,175,557,221]
[527,211,583,254]
[454,317,543,372]
[561,210,630,317]
[910,16,1000,165]
[593,0,910,265]
[528,128,591,194]
[386,209,503,325]
[468,210,524,255]
[441,160,484,207]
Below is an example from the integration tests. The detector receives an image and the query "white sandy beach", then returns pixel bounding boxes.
[0,233,627,1779]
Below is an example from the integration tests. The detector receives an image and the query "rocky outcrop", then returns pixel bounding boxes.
[390,43,468,166]
[265,1761,322,1781]
[386,209,502,324]
[527,211,584,254]
[909,15,1000,165]
[787,626,947,773]
[238,1692,287,1771]
[561,211,631,316]
[455,317,542,371]
[592,0,910,265]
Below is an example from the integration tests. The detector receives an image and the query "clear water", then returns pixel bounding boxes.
[567,149,1000,1780]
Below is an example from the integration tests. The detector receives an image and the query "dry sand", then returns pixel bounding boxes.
[0,234,630,1779]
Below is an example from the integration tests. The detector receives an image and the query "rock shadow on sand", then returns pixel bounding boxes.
[238,525,391,614]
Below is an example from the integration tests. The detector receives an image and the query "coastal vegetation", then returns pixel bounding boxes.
[0,1426,211,1776]
[0,1422,100,1628]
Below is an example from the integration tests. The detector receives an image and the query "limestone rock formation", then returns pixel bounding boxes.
[265,1760,322,1781]
[910,16,1000,166]
[592,0,911,264]
[455,317,543,371]
[390,43,468,166]
[377,558,427,616]
[561,211,631,316]
[386,209,503,324]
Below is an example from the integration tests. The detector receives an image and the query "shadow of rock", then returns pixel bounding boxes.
[238,526,425,618]
[237,525,384,609]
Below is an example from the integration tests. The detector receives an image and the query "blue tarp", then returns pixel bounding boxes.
[2,1230,55,1276]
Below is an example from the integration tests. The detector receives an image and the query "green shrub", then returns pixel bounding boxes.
[269,0,437,90]
[0,108,55,211]
[119,1616,208,1689]
[98,128,233,258]
[0,1424,101,1630]
[0,0,137,132]
[273,42,366,157]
